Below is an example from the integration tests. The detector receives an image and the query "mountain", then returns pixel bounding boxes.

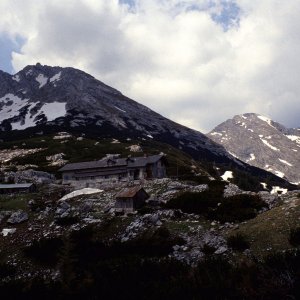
[0,63,226,159]
[0,64,296,190]
[208,113,300,184]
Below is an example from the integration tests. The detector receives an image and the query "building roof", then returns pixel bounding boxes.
[116,186,149,198]
[0,183,34,189]
[59,154,164,172]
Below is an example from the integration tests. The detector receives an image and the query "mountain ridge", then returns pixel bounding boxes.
[208,113,300,184]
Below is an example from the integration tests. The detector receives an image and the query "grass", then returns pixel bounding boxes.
[226,198,300,256]
[0,133,206,178]
[0,194,33,211]
[165,217,211,234]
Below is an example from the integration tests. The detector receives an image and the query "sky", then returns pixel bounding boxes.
[0,0,299,132]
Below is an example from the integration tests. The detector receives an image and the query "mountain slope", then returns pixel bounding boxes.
[0,64,228,160]
[0,64,296,190]
[208,113,300,184]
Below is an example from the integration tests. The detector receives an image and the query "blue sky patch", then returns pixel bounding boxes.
[0,34,25,74]
[210,0,240,30]
[119,0,136,9]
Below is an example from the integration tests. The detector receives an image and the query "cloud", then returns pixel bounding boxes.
[0,0,299,132]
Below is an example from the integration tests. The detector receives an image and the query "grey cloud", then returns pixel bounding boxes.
[0,0,298,132]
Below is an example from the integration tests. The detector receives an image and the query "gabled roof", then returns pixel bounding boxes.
[59,154,164,172]
[116,186,149,198]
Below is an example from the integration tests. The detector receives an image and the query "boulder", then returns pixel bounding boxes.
[2,228,16,236]
[7,210,29,224]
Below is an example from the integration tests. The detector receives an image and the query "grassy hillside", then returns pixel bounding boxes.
[227,192,300,256]
[0,133,208,179]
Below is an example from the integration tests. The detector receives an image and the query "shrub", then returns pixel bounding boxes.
[289,227,300,247]
[210,194,267,223]
[0,262,16,279]
[23,237,64,266]
[201,244,216,255]
[165,181,225,215]
[165,191,219,214]
[227,233,250,252]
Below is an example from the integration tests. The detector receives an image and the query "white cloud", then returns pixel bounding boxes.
[0,0,299,132]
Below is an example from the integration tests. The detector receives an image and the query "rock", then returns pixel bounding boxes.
[79,201,94,214]
[173,245,181,251]
[55,201,71,215]
[149,214,159,224]
[2,228,16,236]
[215,246,227,254]
[7,210,29,224]
[28,199,36,206]
[258,191,279,208]
[156,220,163,226]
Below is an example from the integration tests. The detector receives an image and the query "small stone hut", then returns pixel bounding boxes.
[115,186,149,213]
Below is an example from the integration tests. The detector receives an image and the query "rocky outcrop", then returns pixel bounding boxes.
[5,169,55,184]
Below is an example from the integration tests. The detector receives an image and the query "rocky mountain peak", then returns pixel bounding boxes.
[208,113,300,184]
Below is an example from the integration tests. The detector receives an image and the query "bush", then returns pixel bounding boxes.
[0,262,16,279]
[165,181,225,215]
[227,234,250,252]
[210,194,267,223]
[201,244,216,255]
[23,237,63,266]
[289,227,300,247]
[165,191,219,214]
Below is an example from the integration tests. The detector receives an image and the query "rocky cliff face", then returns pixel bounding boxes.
[208,113,300,184]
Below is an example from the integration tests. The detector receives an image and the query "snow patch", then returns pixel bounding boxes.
[221,171,233,181]
[286,135,300,144]
[241,115,247,119]
[278,159,293,167]
[114,106,126,113]
[270,186,288,194]
[12,74,20,82]
[50,71,61,83]
[239,122,247,128]
[246,153,255,162]
[261,138,280,151]
[11,102,38,130]
[248,129,254,132]
[0,94,29,123]
[275,170,285,178]
[147,134,153,139]
[291,181,300,185]
[36,74,48,88]
[228,151,238,159]
[257,115,275,128]
[127,145,142,152]
[210,132,222,136]
[60,188,103,201]
[260,182,267,189]
[39,102,67,121]
[111,139,120,144]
